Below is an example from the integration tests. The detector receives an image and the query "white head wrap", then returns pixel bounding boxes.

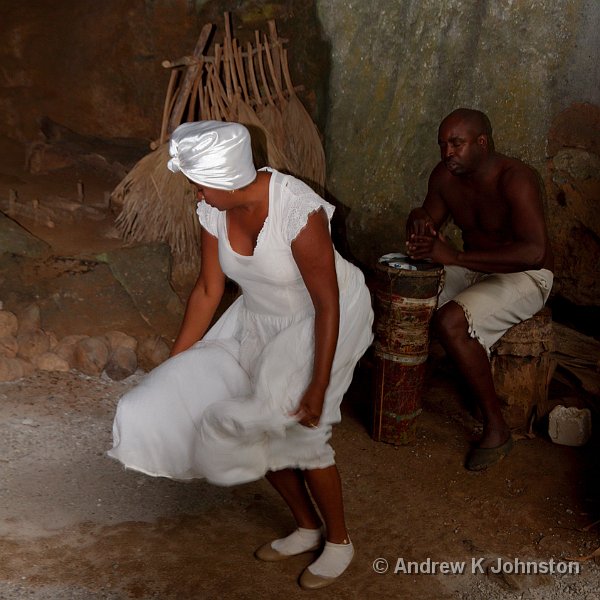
[167,120,257,190]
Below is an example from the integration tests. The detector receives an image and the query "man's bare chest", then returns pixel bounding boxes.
[444,188,511,234]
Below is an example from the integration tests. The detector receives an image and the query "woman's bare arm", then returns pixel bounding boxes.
[290,209,340,427]
[170,228,225,357]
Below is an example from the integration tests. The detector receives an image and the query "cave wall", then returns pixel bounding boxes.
[1,0,599,306]
[317,1,600,272]
[0,0,328,143]
[0,1,201,141]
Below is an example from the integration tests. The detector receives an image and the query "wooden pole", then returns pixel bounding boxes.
[167,23,214,134]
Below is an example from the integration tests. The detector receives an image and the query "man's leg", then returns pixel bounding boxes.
[434,301,510,448]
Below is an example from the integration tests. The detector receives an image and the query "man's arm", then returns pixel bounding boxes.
[408,164,551,273]
[406,163,449,239]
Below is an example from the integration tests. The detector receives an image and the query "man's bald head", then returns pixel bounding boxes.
[441,108,495,152]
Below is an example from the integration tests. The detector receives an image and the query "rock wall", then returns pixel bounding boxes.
[0,0,328,142]
[0,0,201,141]
[544,103,600,306]
[1,0,599,306]
[317,1,599,266]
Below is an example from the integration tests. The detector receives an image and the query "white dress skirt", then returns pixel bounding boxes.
[107,170,374,486]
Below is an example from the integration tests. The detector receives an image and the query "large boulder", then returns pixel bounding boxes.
[96,243,184,341]
[0,212,50,259]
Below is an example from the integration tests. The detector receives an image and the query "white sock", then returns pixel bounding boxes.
[308,540,354,578]
[271,527,322,555]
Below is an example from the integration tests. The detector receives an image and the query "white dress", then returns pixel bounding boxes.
[107,170,374,486]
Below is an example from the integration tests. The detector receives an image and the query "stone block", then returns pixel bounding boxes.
[74,336,109,376]
[0,310,18,337]
[0,335,18,358]
[17,329,51,360]
[105,347,137,381]
[17,304,41,334]
[548,405,592,446]
[33,352,70,372]
[96,243,184,340]
[136,335,170,372]
[103,330,138,352]
[55,335,89,367]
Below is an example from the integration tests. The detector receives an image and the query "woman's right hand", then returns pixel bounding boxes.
[291,383,326,429]
[169,227,225,357]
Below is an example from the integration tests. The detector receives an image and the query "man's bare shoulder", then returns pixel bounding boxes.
[495,153,540,187]
[429,161,454,185]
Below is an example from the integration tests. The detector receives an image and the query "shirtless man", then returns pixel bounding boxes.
[406,108,554,470]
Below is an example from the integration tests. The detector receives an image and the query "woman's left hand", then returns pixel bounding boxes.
[291,384,326,429]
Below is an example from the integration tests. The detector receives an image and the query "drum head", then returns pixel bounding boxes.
[378,253,441,272]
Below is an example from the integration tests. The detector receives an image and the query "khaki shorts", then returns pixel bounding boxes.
[438,266,554,354]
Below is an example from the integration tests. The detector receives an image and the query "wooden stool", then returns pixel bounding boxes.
[490,307,555,429]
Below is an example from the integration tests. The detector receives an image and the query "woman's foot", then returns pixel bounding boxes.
[254,527,322,562]
[298,539,354,589]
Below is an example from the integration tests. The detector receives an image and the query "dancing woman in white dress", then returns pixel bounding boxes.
[108,121,373,589]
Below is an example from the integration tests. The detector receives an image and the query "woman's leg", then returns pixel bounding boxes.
[299,464,354,588]
[303,465,348,543]
[255,469,322,561]
[265,465,350,542]
[265,468,322,529]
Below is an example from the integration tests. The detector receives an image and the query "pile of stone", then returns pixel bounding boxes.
[0,303,170,383]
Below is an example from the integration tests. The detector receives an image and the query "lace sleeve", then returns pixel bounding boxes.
[283,178,335,244]
[196,200,219,237]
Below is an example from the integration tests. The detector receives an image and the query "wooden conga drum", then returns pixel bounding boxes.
[372,255,443,445]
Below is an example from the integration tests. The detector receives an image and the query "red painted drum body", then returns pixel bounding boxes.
[372,255,443,445]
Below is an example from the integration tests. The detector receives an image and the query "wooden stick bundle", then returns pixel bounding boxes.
[113,13,326,269]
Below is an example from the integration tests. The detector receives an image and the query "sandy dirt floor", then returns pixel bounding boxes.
[1,145,599,599]
[0,367,599,600]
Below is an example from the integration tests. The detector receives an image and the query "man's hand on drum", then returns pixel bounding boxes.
[407,231,458,265]
[406,207,437,238]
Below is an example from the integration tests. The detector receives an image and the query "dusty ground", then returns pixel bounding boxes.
[1,142,599,599]
[0,368,599,600]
